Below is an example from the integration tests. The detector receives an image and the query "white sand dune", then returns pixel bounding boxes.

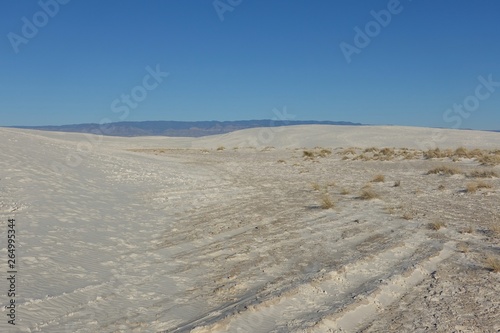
[0,125,499,332]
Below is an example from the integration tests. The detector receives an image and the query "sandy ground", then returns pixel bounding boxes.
[0,126,499,332]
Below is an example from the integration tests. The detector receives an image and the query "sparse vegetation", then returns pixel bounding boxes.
[371,174,385,182]
[426,165,462,175]
[465,181,492,193]
[428,220,446,230]
[468,169,498,178]
[311,182,321,191]
[320,193,335,209]
[303,150,315,159]
[340,147,357,155]
[277,159,286,164]
[393,180,401,187]
[456,242,469,253]
[460,226,474,234]
[340,188,350,195]
[217,146,225,151]
[484,255,500,273]
[318,148,332,157]
[359,188,379,200]
[402,211,414,220]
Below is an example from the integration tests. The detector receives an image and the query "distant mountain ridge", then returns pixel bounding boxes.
[10,120,362,137]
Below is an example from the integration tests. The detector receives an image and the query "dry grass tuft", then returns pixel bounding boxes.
[318,148,332,157]
[402,211,414,220]
[311,183,322,191]
[468,169,498,178]
[478,154,500,166]
[340,147,357,155]
[320,193,335,209]
[303,150,315,158]
[393,180,401,187]
[466,181,492,193]
[340,188,350,195]
[428,220,446,230]
[438,184,446,190]
[371,174,385,182]
[460,226,474,234]
[216,146,225,151]
[456,242,469,253]
[359,188,379,200]
[484,255,500,273]
[427,165,463,175]
[277,159,286,164]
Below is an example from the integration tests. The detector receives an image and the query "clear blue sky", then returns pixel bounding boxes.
[1,0,499,129]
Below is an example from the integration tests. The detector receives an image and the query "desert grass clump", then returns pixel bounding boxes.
[468,169,498,178]
[364,147,379,153]
[318,148,332,157]
[456,242,469,253]
[428,220,446,230]
[466,181,492,193]
[426,165,462,176]
[320,193,335,209]
[371,174,385,183]
[460,226,474,234]
[303,150,315,159]
[490,223,500,237]
[402,211,414,220]
[454,146,469,158]
[340,187,350,195]
[438,184,446,190]
[359,188,379,200]
[277,159,286,164]
[311,182,322,191]
[478,154,500,166]
[393,180,401,187]
[484,255,500,273]
[340,147,357,155]
[217,146,225,151]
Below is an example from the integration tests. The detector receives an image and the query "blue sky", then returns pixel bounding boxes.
[1,0,499,129]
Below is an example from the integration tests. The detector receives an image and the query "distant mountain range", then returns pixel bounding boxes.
[10,120,362,137]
